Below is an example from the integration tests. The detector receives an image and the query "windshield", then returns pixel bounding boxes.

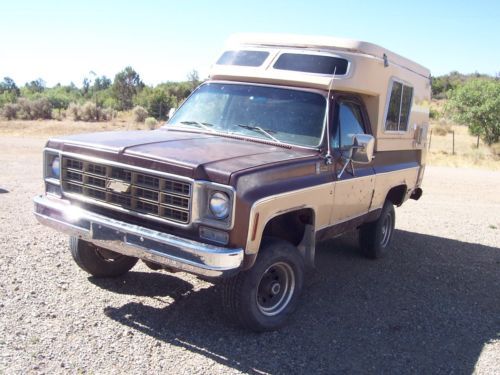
[167,83,327,147]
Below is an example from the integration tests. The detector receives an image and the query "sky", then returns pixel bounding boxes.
[1,0,499,87]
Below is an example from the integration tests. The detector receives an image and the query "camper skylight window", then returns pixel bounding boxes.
[216,50,269,67]
[273,53,349,75]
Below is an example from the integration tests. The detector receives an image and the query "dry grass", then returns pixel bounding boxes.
[1,118,498,170]
[0,118,155,138]
[428,122,500,170]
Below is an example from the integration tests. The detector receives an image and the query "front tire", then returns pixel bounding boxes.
[221,238,304,332]
[359,200,395,259]
[69,236,138,277]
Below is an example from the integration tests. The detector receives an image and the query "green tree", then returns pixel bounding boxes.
[0,77,20,96]
[25,78,46,93]
[0,77,20,107]
[187,69,200,90]
[158,81,192,104]
[432,71,494,99]
[446,79,500,145]
[112,66,144,110]
[134,86,176,120]
[93,76,111,91]
[42,85,82,110]
[82,78,91,97]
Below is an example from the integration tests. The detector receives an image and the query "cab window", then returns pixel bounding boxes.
[332,101,366,149]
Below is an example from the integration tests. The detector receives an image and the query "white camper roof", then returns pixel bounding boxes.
[209,33,431,151]
[224,33,430,78]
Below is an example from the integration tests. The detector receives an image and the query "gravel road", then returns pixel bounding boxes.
[1,136,499,374]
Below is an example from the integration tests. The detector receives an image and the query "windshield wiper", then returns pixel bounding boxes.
[237,124,281,143]
[179,121,216,132]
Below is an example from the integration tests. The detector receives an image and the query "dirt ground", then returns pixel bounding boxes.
[0,132,499,374]
[427,123,500,170]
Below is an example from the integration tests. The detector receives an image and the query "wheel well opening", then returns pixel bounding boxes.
[262,208,314,247]
[386,185,407,206]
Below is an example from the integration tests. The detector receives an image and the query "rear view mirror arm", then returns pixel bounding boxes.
[337,147,357,179]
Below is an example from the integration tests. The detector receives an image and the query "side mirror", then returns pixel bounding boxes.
[351,134,375,164]
[167,107,176,120]
[337,134,375,178]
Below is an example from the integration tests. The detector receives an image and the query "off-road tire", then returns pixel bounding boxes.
[359,200,395,259]
[221,237,304,332]
[69,236,138,277]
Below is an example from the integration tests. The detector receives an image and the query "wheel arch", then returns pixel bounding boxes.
[248,207,317,269]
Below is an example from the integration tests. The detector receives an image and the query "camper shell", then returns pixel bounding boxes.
[211,34,431,152]
[34,34,431,332]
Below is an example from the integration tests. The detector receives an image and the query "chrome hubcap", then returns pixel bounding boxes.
[256,262,295,316]
[271,283,281,295]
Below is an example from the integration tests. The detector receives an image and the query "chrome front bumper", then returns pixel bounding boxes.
[33,195,244,278]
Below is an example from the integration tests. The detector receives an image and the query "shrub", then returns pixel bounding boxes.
[491,142,500,157]
[2,103,19,120]
[0,91,18,108]
[133,105,148,122]
[66,101,114,122]
[52,108,66,121]
[145,117,158,130]
[67,102,81,121]
[43,88,74,110]
[16,98,52,120]
[101,107,116,121]
[429,107,440,119]
[33,98,53,119]
[433,122,451,136]
[80,101,98,121]
[100,95,119,109]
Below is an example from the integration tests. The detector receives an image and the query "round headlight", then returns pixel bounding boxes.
[209,192,230,219]
[51,157,60,178]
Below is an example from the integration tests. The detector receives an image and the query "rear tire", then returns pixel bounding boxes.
[221,238,304,332]
[69,236,138,277]
[359,200,395,259]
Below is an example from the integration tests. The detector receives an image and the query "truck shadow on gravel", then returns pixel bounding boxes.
[94,230,500,374]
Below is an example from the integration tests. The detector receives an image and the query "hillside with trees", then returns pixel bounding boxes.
[1,69,499,147]
[0,67,200,123]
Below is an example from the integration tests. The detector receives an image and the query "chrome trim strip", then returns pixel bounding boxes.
[60,151,194,183]
[33,195,243,278]
[62,190,191,227]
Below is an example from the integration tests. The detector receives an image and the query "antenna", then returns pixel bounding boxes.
[324,66,337,165]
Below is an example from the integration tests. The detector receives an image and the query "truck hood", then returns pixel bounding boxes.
[47,128,318,184]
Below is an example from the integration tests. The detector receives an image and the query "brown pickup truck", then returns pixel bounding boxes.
[34,34,430,331]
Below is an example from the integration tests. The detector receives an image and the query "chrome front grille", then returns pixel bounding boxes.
[61,157,191,224]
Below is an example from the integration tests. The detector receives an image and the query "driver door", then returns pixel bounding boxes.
[330,98,375,225]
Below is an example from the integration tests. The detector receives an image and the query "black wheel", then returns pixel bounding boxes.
[359,200,395,259]
[69,236,138,277]
[221,238,304,332]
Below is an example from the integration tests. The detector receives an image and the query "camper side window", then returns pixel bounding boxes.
[385,80,413,132]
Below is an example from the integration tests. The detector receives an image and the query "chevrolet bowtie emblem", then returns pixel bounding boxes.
[107,180,131,193]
